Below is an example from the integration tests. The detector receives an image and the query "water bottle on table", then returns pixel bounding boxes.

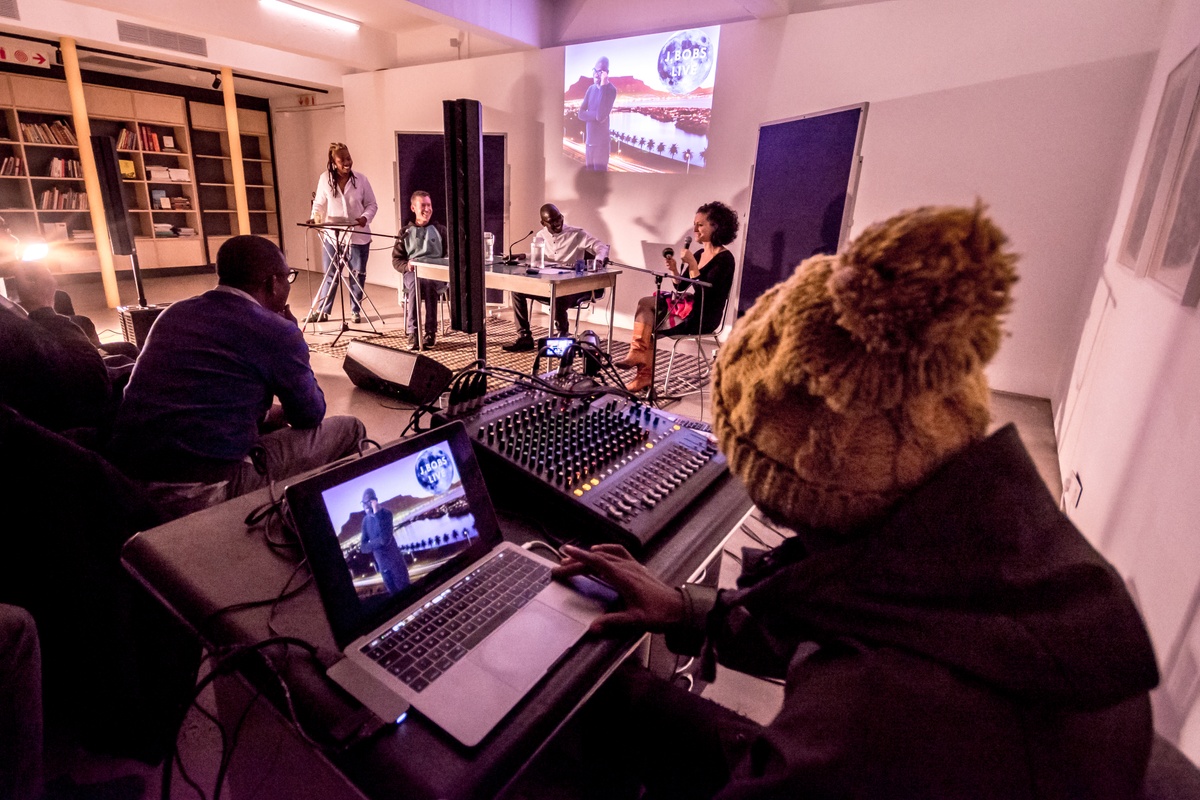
[531,238,546,268]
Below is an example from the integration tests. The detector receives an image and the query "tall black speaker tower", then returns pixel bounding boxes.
[91,135,148,307]
[442,99,485,336]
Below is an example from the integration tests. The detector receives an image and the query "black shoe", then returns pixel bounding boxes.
[502,332,536,352]
[422,334,436,348]
[304,311,328,323]
[352,313,362,324]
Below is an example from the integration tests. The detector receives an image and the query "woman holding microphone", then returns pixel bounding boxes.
[615,200,738,392]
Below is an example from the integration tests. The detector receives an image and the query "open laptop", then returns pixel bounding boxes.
[285,421,609,747]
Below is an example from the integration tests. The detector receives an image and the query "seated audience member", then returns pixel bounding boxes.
[0,276,111,436]
[110,235,365,518]
[614,200,737,392]
[45,281,140,361]
[553,205,1159,799]
[13,262,139,389]
[503,203,610,352]
[392,190,448,349]
[0,604,145,800]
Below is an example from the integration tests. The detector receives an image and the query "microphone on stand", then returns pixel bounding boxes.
[505,230,535,264]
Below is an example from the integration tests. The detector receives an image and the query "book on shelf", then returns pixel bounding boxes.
[0,156,24,176]
[115,128,138,150]
[153,222,177,237]
[47,158,83,179]
[44,222,68,241]
[37,188,88,210]
[139,126,165,152]
[20,120,78,146]
[146,166,172,182]
[118,159,136,179]
[169,196,193,210]
[162,135,177,151]
[166,167,190,182]
[68,228,95,242]
[150,189,170,210]
[176,227,197,237]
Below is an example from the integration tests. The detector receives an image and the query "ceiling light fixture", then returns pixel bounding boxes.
[259,0,361,32]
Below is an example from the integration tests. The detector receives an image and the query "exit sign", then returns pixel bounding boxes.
[0,38,53,69]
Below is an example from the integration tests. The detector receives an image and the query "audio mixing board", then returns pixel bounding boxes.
[437,382,725,551]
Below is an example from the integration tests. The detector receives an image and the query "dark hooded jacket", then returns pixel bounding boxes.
[685,424,1158,799]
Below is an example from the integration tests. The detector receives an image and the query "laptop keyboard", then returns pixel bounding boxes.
[360,550,552,693]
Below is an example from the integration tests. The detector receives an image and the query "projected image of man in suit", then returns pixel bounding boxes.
[579,56,617,171]
[359,487,409,594]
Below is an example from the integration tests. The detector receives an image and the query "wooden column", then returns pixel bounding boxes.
[59,37,120,307]
[220,67,251,235]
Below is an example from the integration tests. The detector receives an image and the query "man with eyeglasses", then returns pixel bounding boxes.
[111,235,366,520]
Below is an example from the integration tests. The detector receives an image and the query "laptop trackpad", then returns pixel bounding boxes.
[474,601,586,690]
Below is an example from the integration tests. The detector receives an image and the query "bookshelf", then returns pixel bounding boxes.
[189,101,279,256]
[0,73,206,274]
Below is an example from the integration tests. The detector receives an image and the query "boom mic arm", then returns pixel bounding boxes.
[505,230,535,264]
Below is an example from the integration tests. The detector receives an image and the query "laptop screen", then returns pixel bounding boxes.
[286,422,501,648]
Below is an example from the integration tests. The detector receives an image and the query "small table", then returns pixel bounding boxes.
[411,258,621,351]
[121,468,750,799]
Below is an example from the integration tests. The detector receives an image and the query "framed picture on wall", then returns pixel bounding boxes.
[1117,47,1200,273]
[1147,92,1200,305]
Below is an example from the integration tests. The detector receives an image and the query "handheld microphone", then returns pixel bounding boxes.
[683,235,693,251]
[662,246,674,259]
[505,230,535,264]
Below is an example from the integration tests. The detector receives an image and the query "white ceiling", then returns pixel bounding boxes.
[13,0,895,97]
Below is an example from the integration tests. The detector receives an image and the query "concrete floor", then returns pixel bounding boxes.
[50,269,1063,798]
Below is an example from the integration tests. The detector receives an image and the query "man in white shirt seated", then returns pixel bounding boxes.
[503,203,609,352]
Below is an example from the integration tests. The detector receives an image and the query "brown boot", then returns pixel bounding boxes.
[614,322,652,369]
[624,363,653,393]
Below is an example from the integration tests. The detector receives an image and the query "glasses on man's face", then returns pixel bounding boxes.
[287,268,300,284]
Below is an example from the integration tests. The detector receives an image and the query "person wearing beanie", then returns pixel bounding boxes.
[552,204,1159,799]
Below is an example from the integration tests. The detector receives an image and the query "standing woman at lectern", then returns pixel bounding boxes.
[615,200,738,392]
[306,143,378,323]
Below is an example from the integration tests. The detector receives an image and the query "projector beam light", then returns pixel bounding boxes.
[259,0,360,32]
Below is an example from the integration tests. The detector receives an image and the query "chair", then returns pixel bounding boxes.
[536,252,603,336]
[1140,733,1200,800]
[660,292,730,397]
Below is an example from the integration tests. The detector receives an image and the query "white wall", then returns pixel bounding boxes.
[271,92,347,271]
[339,0,1161,401]
[1057,0,1200,759]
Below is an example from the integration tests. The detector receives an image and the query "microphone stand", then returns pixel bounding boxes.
[299,222,399,346]
[503,230,535,265]
[605,259,710,405]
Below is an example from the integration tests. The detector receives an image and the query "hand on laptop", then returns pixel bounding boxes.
[553,544,685,635]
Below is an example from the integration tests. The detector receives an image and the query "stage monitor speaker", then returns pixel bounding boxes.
[442,98,485,334]
[343,339,454,406]
[118,303,169,347]
[90,136,136,256]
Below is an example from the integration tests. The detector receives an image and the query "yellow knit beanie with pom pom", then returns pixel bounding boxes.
[712,203,1018,532]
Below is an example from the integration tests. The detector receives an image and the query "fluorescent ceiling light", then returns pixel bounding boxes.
[259,0,361,32]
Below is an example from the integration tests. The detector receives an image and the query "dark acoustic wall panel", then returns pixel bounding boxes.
[396,131,505,308]
[738,105,868,318]
[90,135,136,256]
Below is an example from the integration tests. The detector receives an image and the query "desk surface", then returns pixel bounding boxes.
[122,459,750,800]
[412,258,619,297]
